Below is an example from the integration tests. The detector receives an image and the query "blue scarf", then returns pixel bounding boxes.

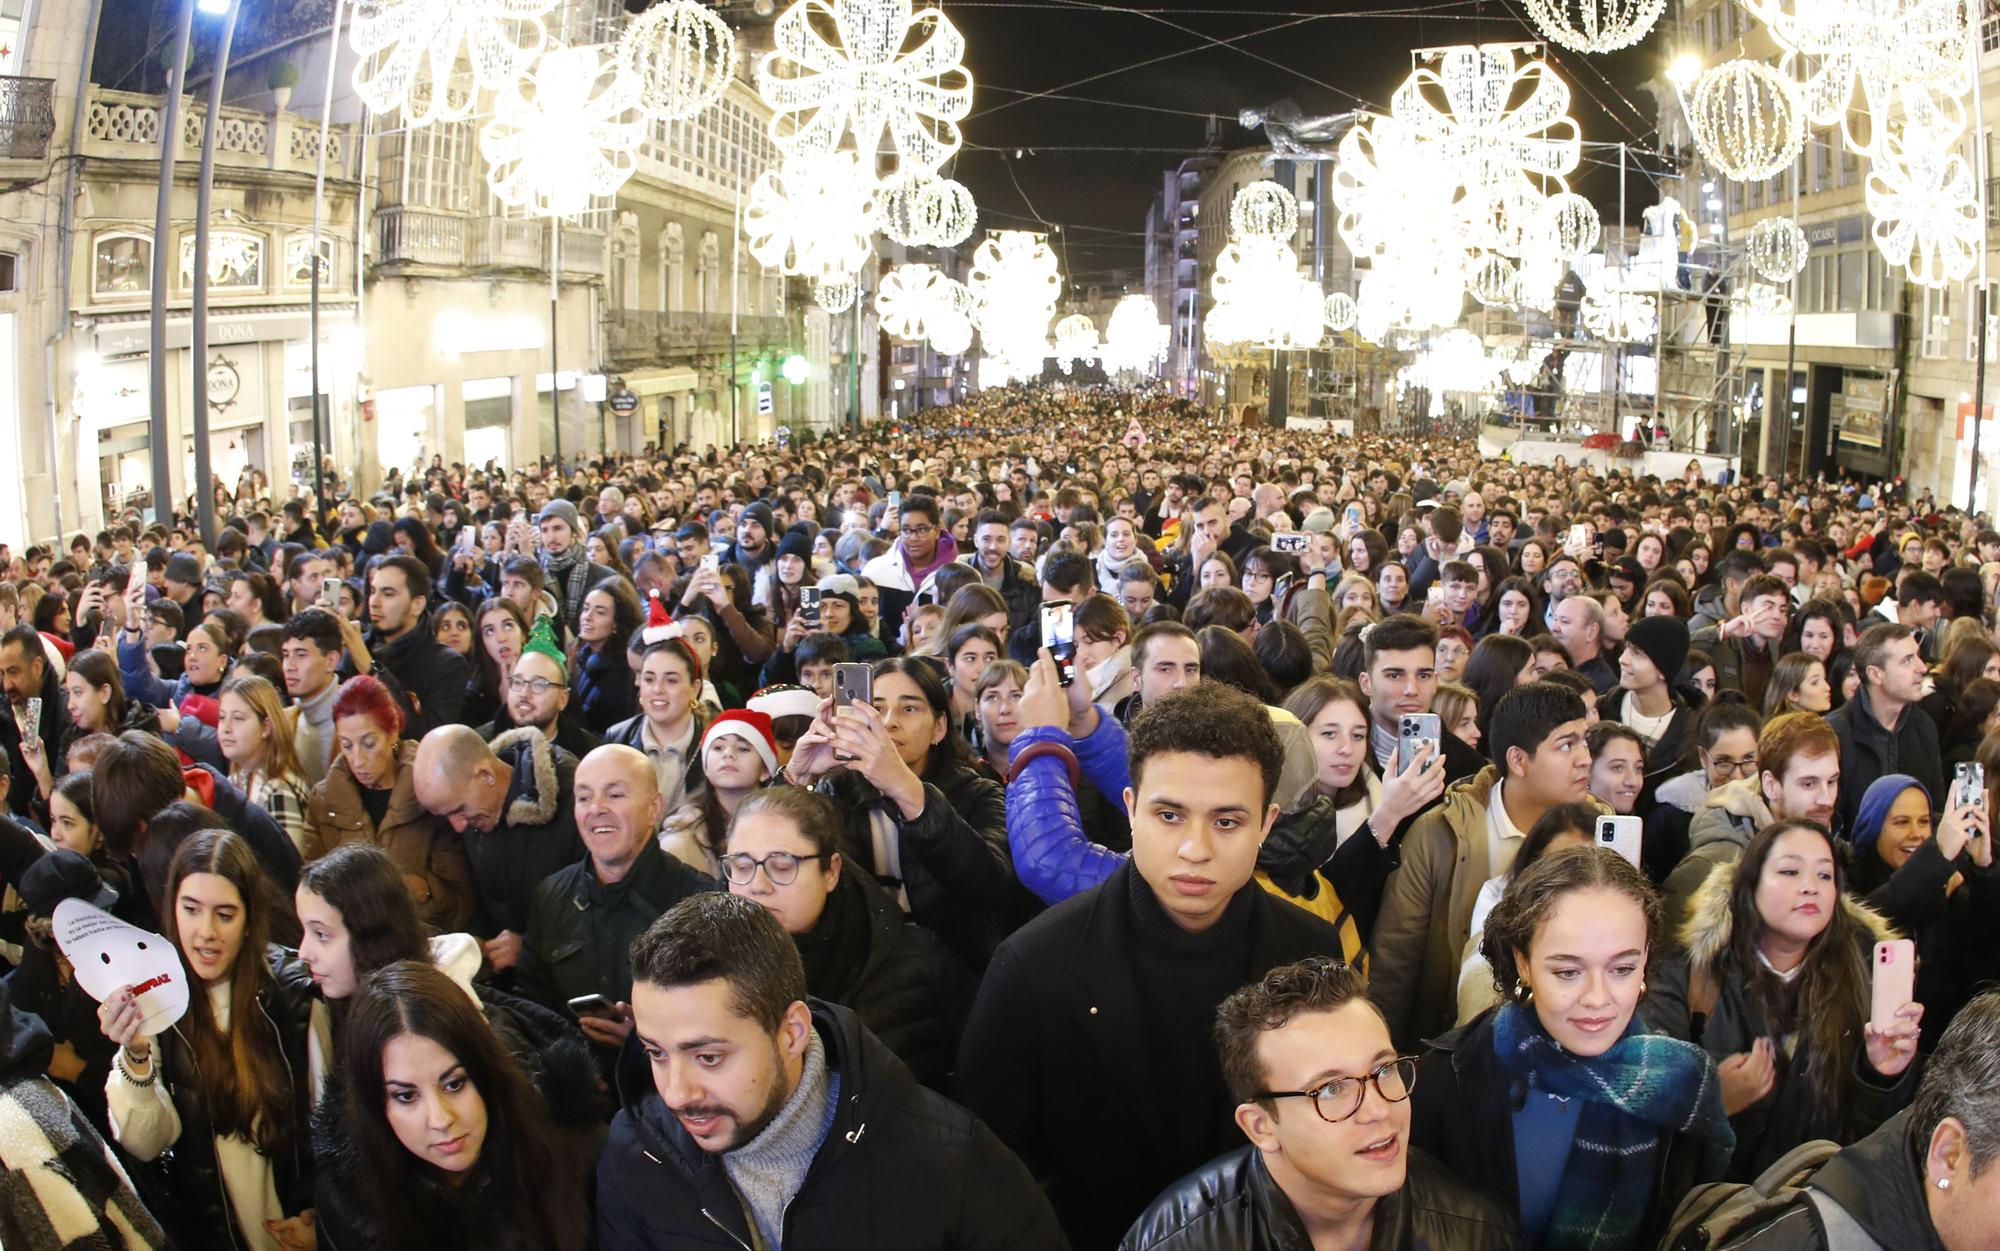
[1492,1001,1734,1251]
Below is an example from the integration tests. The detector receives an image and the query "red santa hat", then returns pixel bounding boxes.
[641,590,681,647]
[701,710,778,777]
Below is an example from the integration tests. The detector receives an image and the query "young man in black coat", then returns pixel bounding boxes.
[599,893,1064,1250]
[954,682,1346,1251]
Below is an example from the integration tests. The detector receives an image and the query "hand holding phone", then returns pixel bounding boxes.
[567,993,616,1020]
[1595,815,1642,869]
[1869,940,1917,1033]
[1041,601,1077,688]
[800,586,823,631]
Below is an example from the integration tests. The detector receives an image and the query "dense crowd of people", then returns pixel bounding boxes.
[1,385,1999,1250]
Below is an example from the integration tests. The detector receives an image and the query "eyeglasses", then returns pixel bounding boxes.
[719,851,826,886]
[1708,755,1759,777]
[507,676,560,696]
[902,524,938,538]
[1257,1056,1420,1123]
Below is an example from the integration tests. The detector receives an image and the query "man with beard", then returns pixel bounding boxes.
[599,893,1063,1250]
[536,499,615,638]
[481,617,601,758]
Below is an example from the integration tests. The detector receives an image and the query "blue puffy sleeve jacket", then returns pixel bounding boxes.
[1004,709,1131,905]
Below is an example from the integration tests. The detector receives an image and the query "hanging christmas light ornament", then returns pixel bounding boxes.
[1745,216,1809,282]
[1053,314,1100,373]
[875,263,973,345]
[1579,267,1658,343]
[351,0,553,127]
[1521,0,1664,53]
[1687,59,1806,182]
[481,43,645,218]
[616,0,736,121]
[968,229,1061,360]
[1865,121,1981,287]
[1735,282,1794,316]
[1100,295,1169,375]
[1390,45,1581,194]
[812,274,858,312]
[1468,254,1521,307]
[757,0,974,177]
[745,151,879,280]
[879,173,977,246]
[1230,180,1300,241]
[1741,0,1969,158]
[1207,237,1302,346]
[1324,291,1358,332]
[1538,191,1601,261]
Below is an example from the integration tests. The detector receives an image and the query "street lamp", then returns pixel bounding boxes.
[1666,53,1701,90]
[781,354,811,385]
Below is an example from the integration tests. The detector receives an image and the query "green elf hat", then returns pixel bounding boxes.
[523,613,568,678]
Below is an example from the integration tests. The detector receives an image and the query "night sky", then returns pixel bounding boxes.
[935,0,1677,285]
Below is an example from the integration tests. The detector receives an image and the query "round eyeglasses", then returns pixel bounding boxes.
[719,852,826,887]
[1254,1056,1420,1124]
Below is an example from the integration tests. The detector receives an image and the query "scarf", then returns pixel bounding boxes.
[542,541,588,627]
[1492,1001,1734,1251]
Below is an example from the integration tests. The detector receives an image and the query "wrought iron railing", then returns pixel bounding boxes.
[0,77,55,162]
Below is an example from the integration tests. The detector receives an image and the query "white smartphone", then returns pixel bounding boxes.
[1870,939,1916,1031]
[1398,713,1441,772]
[1954,761,1986,812]
[1595,814,1643,869]
[1271,532,1309,555]
[1566,523,1590,555]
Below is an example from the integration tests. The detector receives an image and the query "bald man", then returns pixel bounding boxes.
[518,745,716,1056]
[414,723,583,972]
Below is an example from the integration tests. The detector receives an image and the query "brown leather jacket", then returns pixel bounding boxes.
[301,739,475,931]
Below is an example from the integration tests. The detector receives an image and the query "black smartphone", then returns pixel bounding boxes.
[800,586,823,631]
[566,993,614,1019]
[1042,600,1077,688]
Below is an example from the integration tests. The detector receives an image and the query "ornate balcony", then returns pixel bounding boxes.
[0,76,54,163]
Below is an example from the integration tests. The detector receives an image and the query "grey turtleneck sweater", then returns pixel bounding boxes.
[292,680,338,787]
[723,1027,839,1251]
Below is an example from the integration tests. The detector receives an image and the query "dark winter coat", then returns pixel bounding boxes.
[1846,838,2000,1052]
[462,728,584,939]
[1642,861,1919,1179]
[1716,1110,1943,1250]
[954,861,1343,1251]
[354,625,472,738]
[1825,691,1945,842]
[570,643,637,736]
[133,947,317,1250]
[596,999,1066,1251]
[0,657,71,821]
[798,868,976,1090]
[1411,1007,1718,1250]
[1118,1144,1525,1251]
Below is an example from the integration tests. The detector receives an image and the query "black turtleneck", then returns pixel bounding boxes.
[1123,864,1257,1170]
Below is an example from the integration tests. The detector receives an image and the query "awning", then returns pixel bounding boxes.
[624,366,700,396]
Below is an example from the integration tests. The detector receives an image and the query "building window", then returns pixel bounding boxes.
[380,120,472,212]
[285,233,334,287]
[1922,285,1953,358]
[178,229,263,291]
[93,232,151,297]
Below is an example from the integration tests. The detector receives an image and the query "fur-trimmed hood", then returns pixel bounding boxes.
[1678,855,1901,974]
[1686,775,1773,853]
[1654,769,1712,815]
[488,725,562,828]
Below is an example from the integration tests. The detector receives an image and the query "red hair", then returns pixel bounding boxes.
[332,674,404,739]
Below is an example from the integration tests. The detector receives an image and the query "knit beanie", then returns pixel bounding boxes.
[703,709,778,777]
[522,613,568,677]
[776,526,813,563]
[1626,614,1690,682]
[740,502,777,537]
[1302,507,1336,534]
[1852,774,1927,857]
[537,499,582,536]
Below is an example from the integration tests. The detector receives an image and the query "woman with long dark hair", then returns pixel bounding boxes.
[784,656,1012,966]
[463,598,529,729]
[1479,575,1538,638]
[1645,819,1924,1178]
[570,578,642,735]
[1462,634,1536,745]
[99,829,317,1250]
[391,517,446,580]
[314,961,590,1251]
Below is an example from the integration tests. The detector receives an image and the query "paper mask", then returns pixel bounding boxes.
[52,899,189,1035]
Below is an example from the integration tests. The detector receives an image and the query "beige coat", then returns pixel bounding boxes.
[301,739,475,931]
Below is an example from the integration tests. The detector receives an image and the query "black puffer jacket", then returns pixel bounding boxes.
[462,728,584,939]
[596,998,1066,1251]
[571,643,637,736]
[358,623,472,738]
[1118,1144,1525,1251]
[1717,1110,1943,1250]
[137,947,317,1251]
[820,754,1016,967]
[798,867,976,1090]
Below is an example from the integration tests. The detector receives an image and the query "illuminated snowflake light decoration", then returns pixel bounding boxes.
[1389,45,1581,195]
[1735,282,1795,316]
[616,0,735,121]
[481,43,644,218]
[1742,0,1969,158]
[1746,216,1809,282]
[1100,294,1169,375]
[1688,58,1806,181]
[351,0,552,128]
[1208,236,1304,347]
[1866,122,1981,287]
[876,263,973,348]
[745,151,880,280]
[1522,0,1665,53]
[757,0,974,177]
[968,230,1061,361]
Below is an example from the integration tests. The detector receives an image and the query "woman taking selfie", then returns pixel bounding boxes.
[99,829,318,1251]
[1414,846,1734,1251]
[217,674,313,853]
[1645,820,1924,1178]
[301,676,473,932]
[314,961,589,1251]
